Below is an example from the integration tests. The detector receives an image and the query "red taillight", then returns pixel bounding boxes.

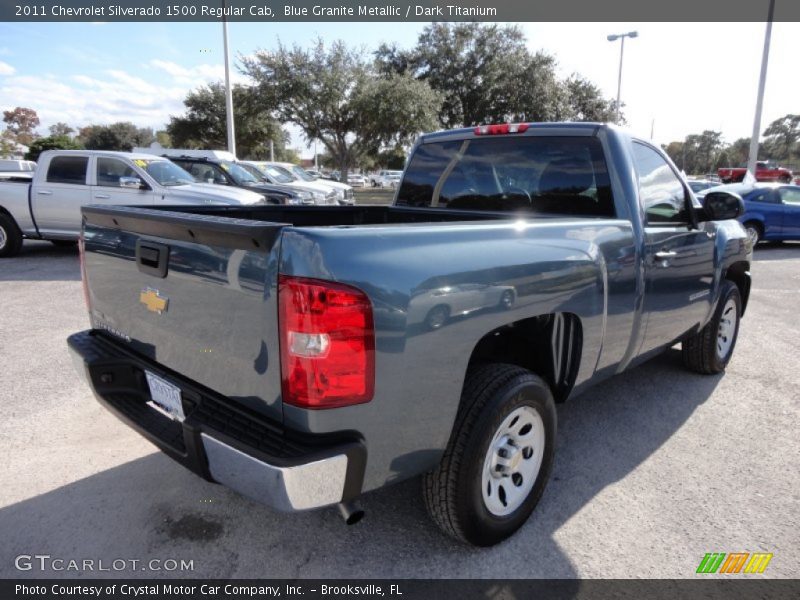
[474,123,530,135]
[78,232,91,312]
[278,275,375,409]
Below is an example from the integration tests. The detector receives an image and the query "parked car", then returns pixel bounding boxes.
[265,161,355,205]
[718,161,793,184]
[305,169,322,179]
[347,173,368,187]
[243,162,339,205]
[158,154,325,206]
[699,182,800,245]
[0,159,36,172]
[370,170,403,188]
[69,122,750,546]
[0,150,264,257]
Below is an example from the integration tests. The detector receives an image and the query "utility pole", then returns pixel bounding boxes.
[747,0,775,180]
[222,0,236,157]
[607,31,638,124]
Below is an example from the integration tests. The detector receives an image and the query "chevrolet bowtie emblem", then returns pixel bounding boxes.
[140,288,169,314]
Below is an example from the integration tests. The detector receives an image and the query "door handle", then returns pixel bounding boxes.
[94,194,111,199]
[654,250,678,263]
[37,190,53,195]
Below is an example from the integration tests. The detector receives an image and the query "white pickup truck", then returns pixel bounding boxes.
[0,150,265,257]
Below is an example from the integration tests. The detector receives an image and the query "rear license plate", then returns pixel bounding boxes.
[145,370,185,422]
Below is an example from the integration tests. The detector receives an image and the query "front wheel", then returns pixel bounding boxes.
[424,364,556,546]
[743,221,762,247]
[682,281,742,374]
[0,213,23,258]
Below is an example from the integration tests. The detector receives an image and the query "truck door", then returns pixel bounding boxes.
[31,154,92,236]
[90,156,156,211]
[632,142,716,356]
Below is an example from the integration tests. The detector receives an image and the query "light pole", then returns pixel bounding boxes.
[222,0,236,157]
[607,31,638,124]
[747,0,775,181]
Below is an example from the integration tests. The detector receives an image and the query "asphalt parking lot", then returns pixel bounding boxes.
[1,240,798,579]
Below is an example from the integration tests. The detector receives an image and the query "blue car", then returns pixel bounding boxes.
[738,184,800,245]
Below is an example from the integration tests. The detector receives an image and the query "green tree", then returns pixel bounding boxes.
[762,114,800,161]
[3,107,40,146]
[48,122,74,137]
[24,135,83,161]
[726,137,752,166]
[558,75,617,123]
[167,83,288,159]
[78,122,154,151]
[243,39,442,178]
[155,130,172,148]
[376,23,617,127]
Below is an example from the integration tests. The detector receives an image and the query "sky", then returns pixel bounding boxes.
[0,20,798,157]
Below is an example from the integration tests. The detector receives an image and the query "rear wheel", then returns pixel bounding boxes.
[682,281,742,374]
[424,364,556,546]
[0,213,23,258]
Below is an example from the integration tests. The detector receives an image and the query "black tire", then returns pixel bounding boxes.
[682,281,742,374]
[780,175,792,184]
[50,240,78,248]
[0,213,23,258]
[425,305,450,330]
[743,221,762,247]
[424,364,556,546]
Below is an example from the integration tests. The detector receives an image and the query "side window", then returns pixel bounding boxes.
[632,143,689,224]
[46,156,88,185]
[747,189,778,204]
[96,157,136,187]
[778,188,800,205]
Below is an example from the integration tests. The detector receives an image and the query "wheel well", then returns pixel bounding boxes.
[467,313,582,402]
[725,261,751,315]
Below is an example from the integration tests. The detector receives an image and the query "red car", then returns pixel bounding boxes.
[718,161,793,184]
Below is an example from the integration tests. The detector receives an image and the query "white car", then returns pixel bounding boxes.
[370,170,403,188]
[258,161,355,205]
[347,173,369,187]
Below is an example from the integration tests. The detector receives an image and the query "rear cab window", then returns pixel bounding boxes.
[396,135,615,217]
[46,156,88,185]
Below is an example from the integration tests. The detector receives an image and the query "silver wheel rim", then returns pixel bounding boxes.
[746,226,759,246]
[0,226,6,251]
[481,405,545,517]
[716,298,738,360]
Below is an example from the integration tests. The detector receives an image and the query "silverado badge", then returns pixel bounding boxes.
[140,288,169,314]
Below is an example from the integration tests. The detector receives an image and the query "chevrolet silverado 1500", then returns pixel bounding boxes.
[0,150,265,257]
[68,123,751,546]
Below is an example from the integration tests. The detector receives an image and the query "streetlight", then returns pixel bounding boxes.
[222,0,236,157]
[747,0,775,182]
[607,31,638,124]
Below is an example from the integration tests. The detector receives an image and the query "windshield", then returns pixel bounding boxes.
[238,163,269,182]
[220,161,259,185]
[135,159,194,186]
[263,165,295,184]
[290,165,315,182]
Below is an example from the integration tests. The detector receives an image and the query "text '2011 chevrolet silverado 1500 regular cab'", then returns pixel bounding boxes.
[0,150,265,257]
[68,123,751,546]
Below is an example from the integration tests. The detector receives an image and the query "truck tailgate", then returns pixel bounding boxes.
[81,206,288,422]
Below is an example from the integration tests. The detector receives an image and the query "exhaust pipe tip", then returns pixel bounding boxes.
[338,500,364,525]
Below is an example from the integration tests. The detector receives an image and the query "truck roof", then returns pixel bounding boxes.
[419,121,610,144]
[39,149,172,161]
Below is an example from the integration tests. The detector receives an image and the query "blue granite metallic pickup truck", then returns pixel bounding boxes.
[68,123,751,546]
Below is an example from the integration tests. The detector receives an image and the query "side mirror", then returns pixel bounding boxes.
[701,191,744,221]
[119,176,147,190]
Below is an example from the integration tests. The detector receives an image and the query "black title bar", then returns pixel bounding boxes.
[2,0,799,22]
